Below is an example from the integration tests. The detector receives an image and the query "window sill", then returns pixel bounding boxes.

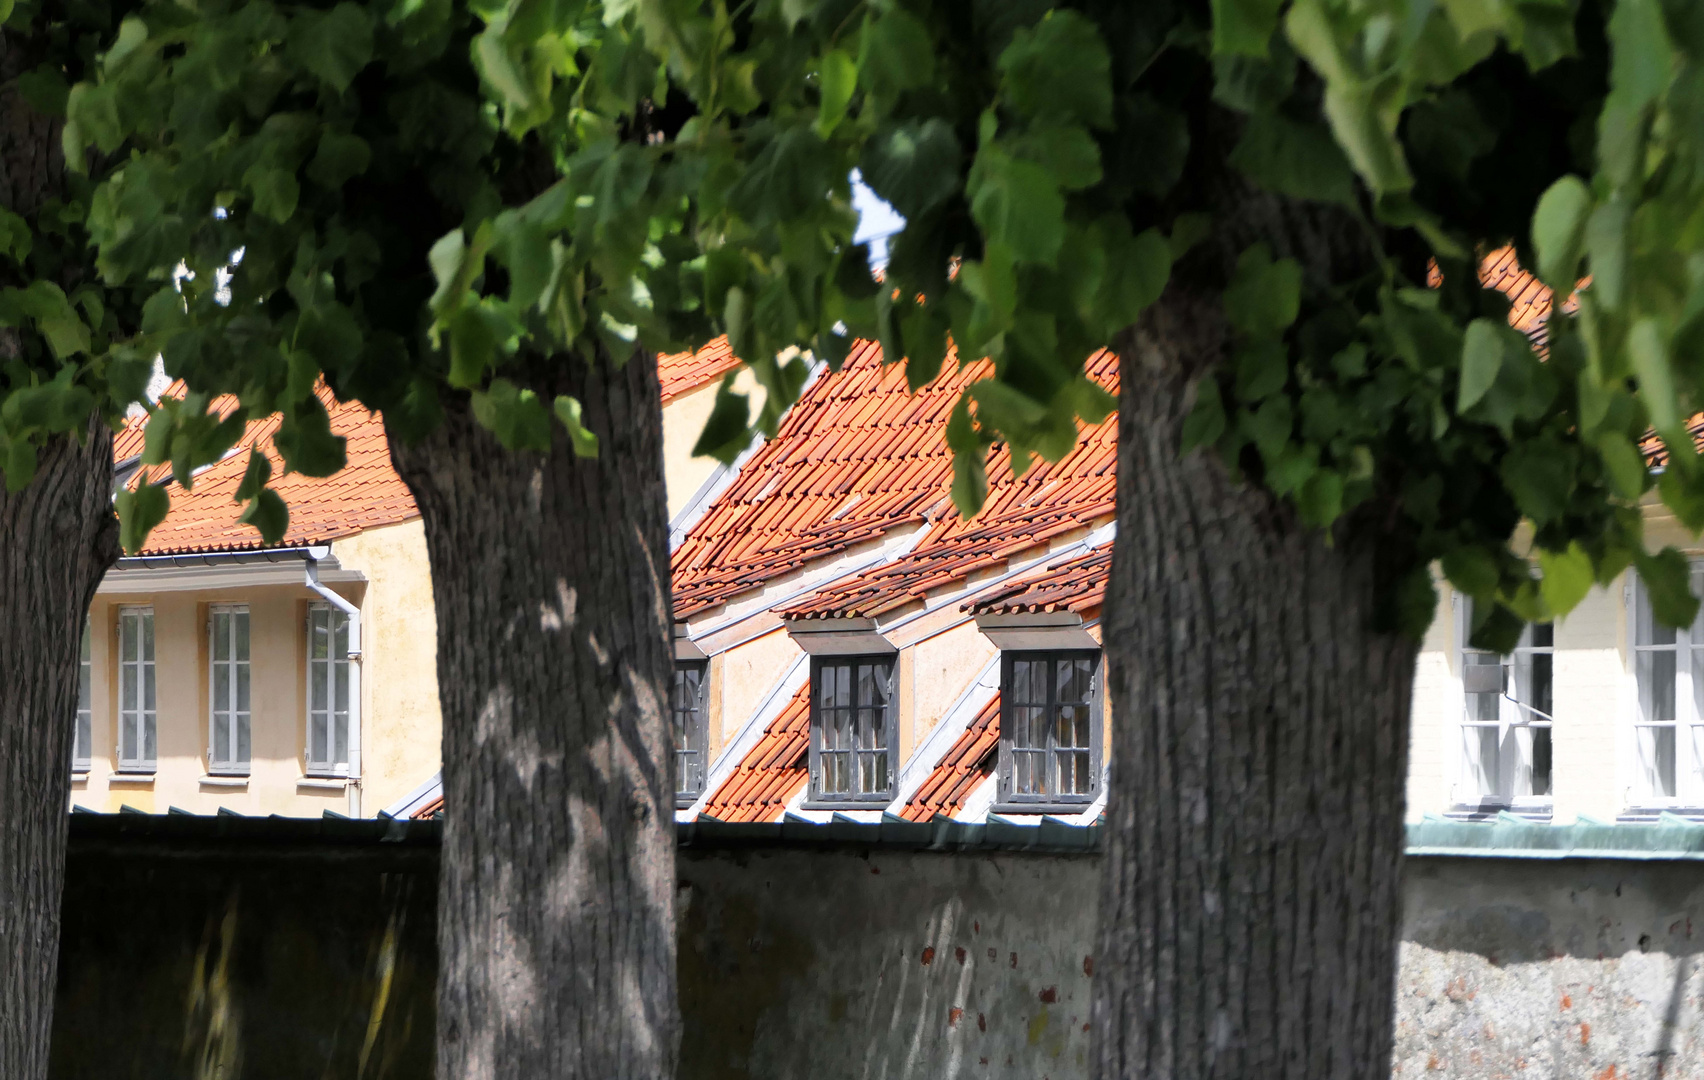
[802,797,895,812]
[676,795,703,810]
[200,775,250,788]
[1445,803,1552,823]
[297,777,350,790]
[109,773,155,786]
[991,801,1097,818]
[1617,806,1704,823]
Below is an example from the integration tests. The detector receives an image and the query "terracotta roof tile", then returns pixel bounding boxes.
[128,386,419,555]
[658,338,743,404]
[698,685,811,823]
[898,694,1000,821]
[967,546,1110,617]
[671,340,1118,621]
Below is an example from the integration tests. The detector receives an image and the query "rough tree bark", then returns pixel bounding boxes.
[1091,123,1420,1072]
[0,24,123,1080]
[388,346,678,1080]
[0,423,120,1078]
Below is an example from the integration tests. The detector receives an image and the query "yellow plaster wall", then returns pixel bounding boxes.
[331,519,442,813]
[662,367,766,521]
[906,622,997,757]
[713,628,804,747]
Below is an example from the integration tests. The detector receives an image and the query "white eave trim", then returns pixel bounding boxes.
[786,617,898,655]
[98,545,365,594]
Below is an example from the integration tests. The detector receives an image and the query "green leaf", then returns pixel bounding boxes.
[816,49,857,137]
[1597,432,1648,499]
[1228,112,1356,205]
[64,82,121,159]
[1585,199,1629,311]
[901,303,948,390]
[1659,465,1704,531]
[998,10,1113,129]
[239,488,289,544]
[860,10,935,97]
[946,394,988,517]
[234,447,272,503]
[1531,175,1592,291]
[553,395,600,458]
[1501,442,1574,525]
[471,378,551,452]
[116,482,170,556]
[0,207,30,265]
[104,16,150,74]
[1457,318,1504,413]
[1180,377,1227,455]
[1538,541,1595,617]
[1295,468,1343,527]
[307,132,372,189]
[691,377,752,464]
[1629,317,1680,439]
[273,398,348,478]
[1235,339,1288,400]
[1441,546,1500,597]
[968,151,1064,266]
[243,165,300,224]
[1222,244,1301,337]
[858,120,962,219]
[1213,0,1284,57]
[1636,547,1700,630]
[286,3,375,94]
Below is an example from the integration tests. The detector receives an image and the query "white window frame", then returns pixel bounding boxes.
[73,621,92,773]
[116,606,156,772]
[1453,595,1554,815]
[306,602,351,775]
[1627,566,1704,810]
[207,604,251,775]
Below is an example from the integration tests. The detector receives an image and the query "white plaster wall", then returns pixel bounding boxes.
[1407,582,1456,821]
[1551,577,1626,824]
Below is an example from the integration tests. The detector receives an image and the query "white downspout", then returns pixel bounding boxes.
[306,549,362,817]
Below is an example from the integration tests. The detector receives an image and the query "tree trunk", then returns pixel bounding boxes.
[0,17,122,1078]
[387,347,678,1080]
[0,422,119,1078]
[1092,291,1417,1079]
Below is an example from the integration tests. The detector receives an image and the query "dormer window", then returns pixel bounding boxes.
[807,655,897,807]
[673,661,709,805]
[996,650,1102,812]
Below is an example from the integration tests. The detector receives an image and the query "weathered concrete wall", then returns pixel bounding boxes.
[1394,857,1704,1079]
[47,820,1704,1079]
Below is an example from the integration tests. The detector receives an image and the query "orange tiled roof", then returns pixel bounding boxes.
[658,338,743,404]
[898,694,999,821]
[699,684,811,823]
[410,795,444,819]
[132,388,418,555]
[967,546,1109,617]
[671,341,1118,621]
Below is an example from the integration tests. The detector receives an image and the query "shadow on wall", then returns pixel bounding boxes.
[50,829,437,1080]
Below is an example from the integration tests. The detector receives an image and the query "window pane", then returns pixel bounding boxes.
[144,662,156,712]
[334,658,349,713]
[334,711,348,766]
[1528,651,1552,721]
[311,713,328,766]
[236,661,250,714]
[77,643,91,715]
[1640,601,1678,648]
[142,715,156,762]
[312,662,328,711]
[142,614,154,660]
[214,714,230,764]
[234,611,249,661]
[1641,725,1678,799]
[214,665,230,716]
[311,611,328,660]
[76,710,91,766]
[213,613,229,662]
[1640,650,1678,725]
[236,714,250,766]
[122,616,136,662]
[1529,621,1554,649]
[1530,726,1552,797]
[122,715,136,762]
[1462,724,1498,799]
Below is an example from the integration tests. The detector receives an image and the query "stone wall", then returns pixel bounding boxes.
[46,817,1704,1079]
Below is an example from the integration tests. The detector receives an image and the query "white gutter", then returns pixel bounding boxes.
[305,547,363,818]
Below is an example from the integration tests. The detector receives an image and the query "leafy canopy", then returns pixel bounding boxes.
[34,0,1704,647]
